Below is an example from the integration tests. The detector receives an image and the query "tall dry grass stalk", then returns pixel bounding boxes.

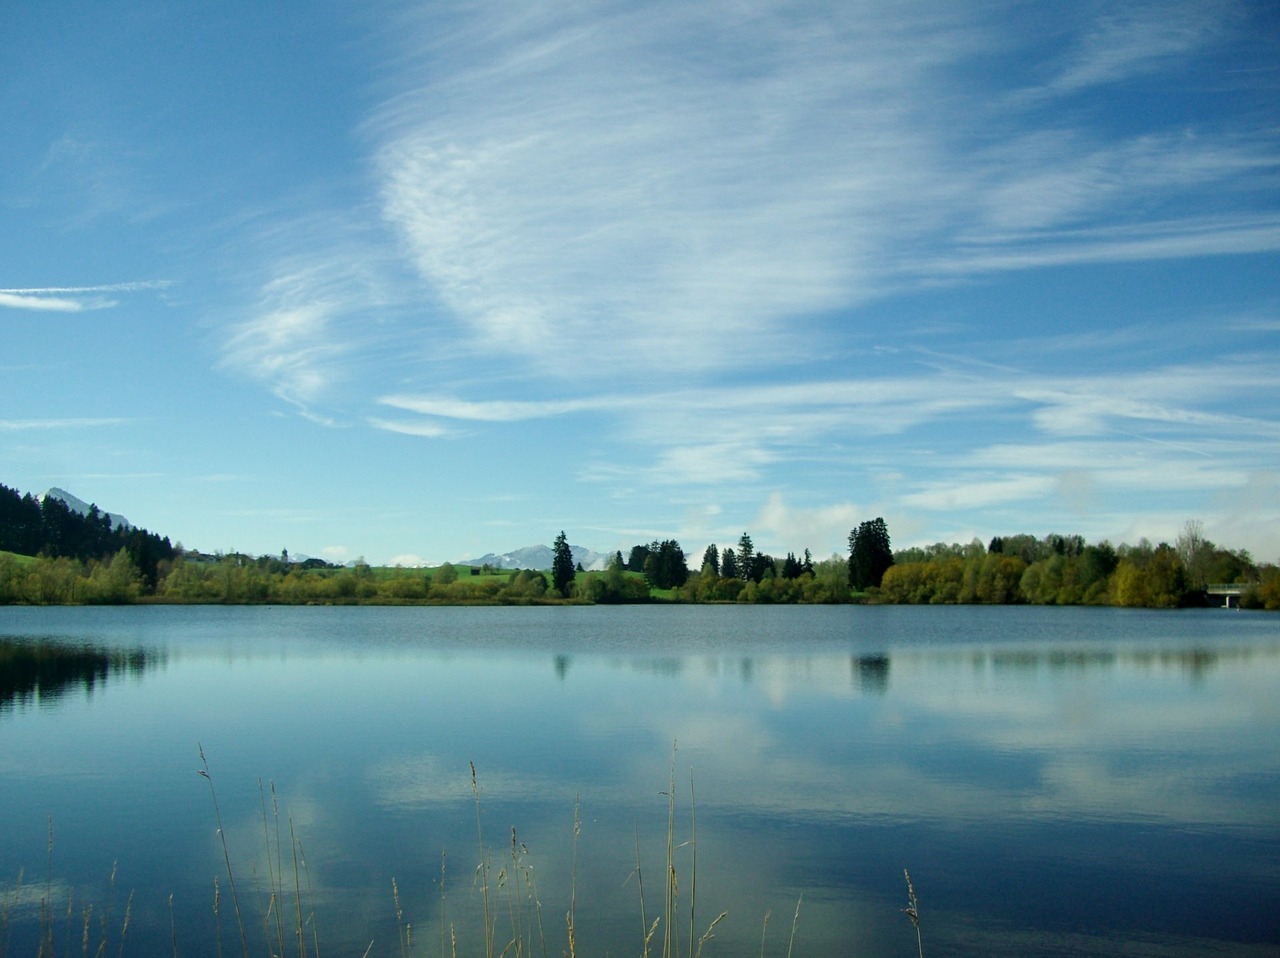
[469,761,494,958]
[631,826,659,958]
[0,824,134,958]
[458,764,552,958]
[197,744,248,958]
[258,779,285,958]
[0,867,22,958]
[290,824,316,958]
[628,743,734,958]
[664,750,678,958]
[116,889,135,958]
[212,877,223,958]
[437,852,447,958]
[902,868,922,958]
[496,827,548,958]
[514,828,549,958]
[168,892,178,958]
[784,896,801,958]
[7,753,824,958]
[393,877,408,958]
[200,749,317,958]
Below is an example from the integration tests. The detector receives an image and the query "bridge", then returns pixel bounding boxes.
[1206,583,1246,608]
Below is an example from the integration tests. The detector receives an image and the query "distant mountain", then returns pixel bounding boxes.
[462,544,611,571]
[39,487,133,530]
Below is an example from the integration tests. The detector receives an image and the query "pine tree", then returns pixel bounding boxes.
[737,532,754,581]
[721,548,739,579]
[552,531,575,597]
[703,543,720,577]
[848,518,894,590]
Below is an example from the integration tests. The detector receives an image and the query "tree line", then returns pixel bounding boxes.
[0,483,176,600]
[878,523,1276,609]
[2,480,1276,609]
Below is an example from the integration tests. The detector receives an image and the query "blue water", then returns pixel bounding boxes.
[1,604,1277,957]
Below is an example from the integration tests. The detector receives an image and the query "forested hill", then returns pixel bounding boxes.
[0,483,175,588]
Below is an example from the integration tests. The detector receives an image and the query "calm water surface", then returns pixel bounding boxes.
[1,604,1277,957]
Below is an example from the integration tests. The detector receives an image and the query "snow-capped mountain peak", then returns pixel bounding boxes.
[38,487,133,530]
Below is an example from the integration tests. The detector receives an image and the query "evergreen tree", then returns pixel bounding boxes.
[721,547,739,579]
[703,543,720,577]
[848,518,894,590]
[552,531,575,597]
[736,532,754,581]
[751,552,776,582]
[626,544,651,573]
[643,539,688,589]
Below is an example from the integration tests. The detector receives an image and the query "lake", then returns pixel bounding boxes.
[1,604,1278,957]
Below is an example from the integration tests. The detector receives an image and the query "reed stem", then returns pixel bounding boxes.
[197,745,249,958]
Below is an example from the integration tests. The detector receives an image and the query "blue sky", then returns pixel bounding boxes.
[2,0,1278,567]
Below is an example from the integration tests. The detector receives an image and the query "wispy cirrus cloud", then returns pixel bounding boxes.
[221,344,1275,562]
[211,0,1277,414]
[200,0,1276,560]
[374,373,1004,454]
[0,281,170,313]
[218,221,407,410]
[366,417,453,438]
[901,475,1060,511]
[1038,1,1233,96]
[0,417,132,430]
[369,0,954,375]
[373,350,1274,496]
[344,0,1278,383]
[221,297,347,407]
[378,394,615,422]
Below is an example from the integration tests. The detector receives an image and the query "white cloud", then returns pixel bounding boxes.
[1041,2,1230,95]
[1015,363,1280,440]
[222,301,345,405]
[0,282,170,313]
[169,0,1277,559]
[370,358,1279,537]
[968,134,1276,238]
[754,492,861,557]
[0,291,98,312]
[653,441,775,485]
[202,0,1275,444]
[366,417,454,438]
[901,475,1058,511]
[342,0,1279,386]
[368,1,980,377]
[219,235,398,408]
[0,417,131,430]
[378,394,614,422]
[939,213,1280,276]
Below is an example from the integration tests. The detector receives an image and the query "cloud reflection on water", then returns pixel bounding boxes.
[2,607,1277,957]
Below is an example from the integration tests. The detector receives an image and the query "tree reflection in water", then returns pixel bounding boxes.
[0,639,157,712]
